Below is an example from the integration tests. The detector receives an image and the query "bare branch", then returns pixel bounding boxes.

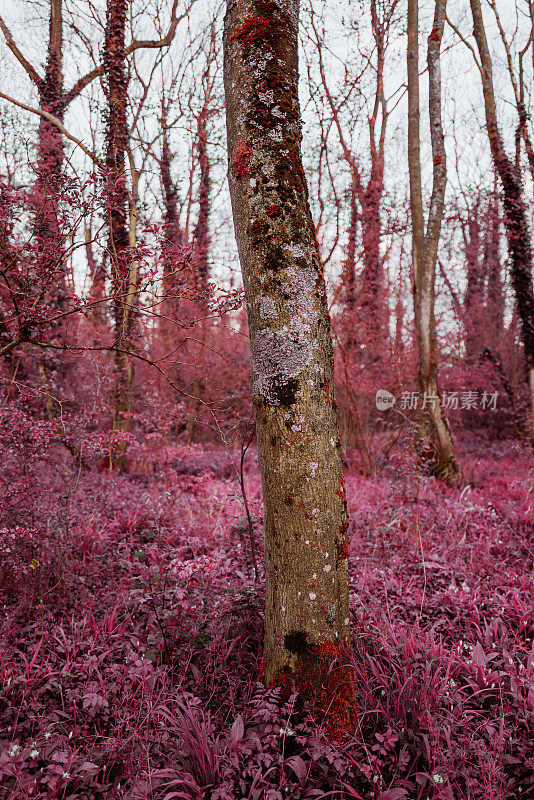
[0,91,100,165]
[63,0,196,107]
[0,14,42,87]
[63,66,103,108]
[125,0,194,54]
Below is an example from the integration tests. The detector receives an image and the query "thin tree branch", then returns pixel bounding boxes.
[0,91,100,165]
[0,14,42,87]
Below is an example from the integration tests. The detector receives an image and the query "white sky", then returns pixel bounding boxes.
[0,0,532,339]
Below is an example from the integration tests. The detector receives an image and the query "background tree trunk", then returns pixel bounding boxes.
[470,0,534,445]
[484,190,504,347]
[104,0,134,446]
[463,197,484,362]
[33,0,65,301]
[223,0,353,736]
[407,0,459,480]
[192,107,210,300]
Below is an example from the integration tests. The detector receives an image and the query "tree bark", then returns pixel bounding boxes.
[463,198,484,361]
[469,0,534,444]
[186,107,212,443]
[483,189,504,347]
[160,107,186,323]
[342,182,358,348]
[33,0,65,301]
[192,107,210,299]
[223,0,352,736]
[104,0,135,448]
[407,0,459,480]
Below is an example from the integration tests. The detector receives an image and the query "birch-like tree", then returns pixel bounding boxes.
[407,0,459,480]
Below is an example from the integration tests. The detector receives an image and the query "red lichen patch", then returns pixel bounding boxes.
[273,637,356,740]
[336,480,347,504]
[230,15,270,44]
[266,67,289,92]
[265,204,281,217]
[231,139,252,179]
[336,535,350,564]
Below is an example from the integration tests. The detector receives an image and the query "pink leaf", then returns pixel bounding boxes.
[472,642,486,669]
[286,755,307,783]
[230,714,244,745]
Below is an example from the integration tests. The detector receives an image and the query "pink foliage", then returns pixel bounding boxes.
[0,417,532,798]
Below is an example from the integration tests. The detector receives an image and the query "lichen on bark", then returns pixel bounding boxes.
[223,0,352,729]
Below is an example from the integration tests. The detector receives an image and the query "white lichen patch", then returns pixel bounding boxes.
[257,296,277,320]
[309,461,318,476]
[251,325,311,405]
[284,243,306,259]
[258,90,275,104]
[269,126,283,143]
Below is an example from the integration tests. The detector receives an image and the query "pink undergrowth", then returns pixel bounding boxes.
[0,413,532,799]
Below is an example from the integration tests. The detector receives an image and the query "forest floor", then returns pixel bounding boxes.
[0,436,533,800]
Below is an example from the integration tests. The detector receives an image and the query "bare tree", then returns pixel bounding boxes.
[407,0,459,480]
[468,0,534,444]
[307,0,400,368]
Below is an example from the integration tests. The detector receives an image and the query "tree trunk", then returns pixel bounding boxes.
[104,0,134,445]
[470,0,534,444]
[192,107,210,300]
[484,190,504,348]
[0,182,18,375]
[185,107,212,443]
[407,0,459,480]
[223,0,353,737]
[33,0,65,306]
[160,108,185,323]
[32,0,66,420]
[463,198,484,361]
[342,182,358,335]
[358,162,387,368]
